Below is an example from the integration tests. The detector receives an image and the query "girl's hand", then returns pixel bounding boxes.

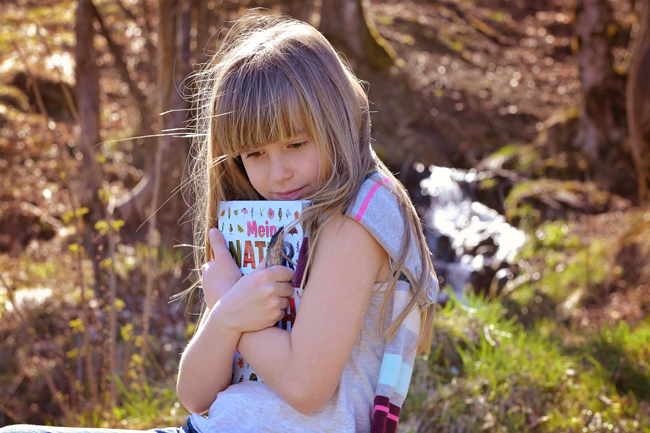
[218,265,295,333]
[201,228,243,309]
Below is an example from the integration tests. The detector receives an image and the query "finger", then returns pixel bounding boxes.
[278,282,295,298]
[208,228,228,259]
[267,265,295,283]
[278,297,290,310]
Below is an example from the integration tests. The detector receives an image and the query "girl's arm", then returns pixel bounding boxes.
[237,215,390,415]
[176,300,243,414]
[177,230,295,414]
[176,227,243,414]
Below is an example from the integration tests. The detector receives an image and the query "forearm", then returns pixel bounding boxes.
[237,327,337,414]
[202,274,241,311]
[177,303,241,414]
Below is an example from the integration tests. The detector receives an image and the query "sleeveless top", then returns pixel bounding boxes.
[188,172,437,433]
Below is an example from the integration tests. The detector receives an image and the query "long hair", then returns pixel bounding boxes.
[189,11,436,353]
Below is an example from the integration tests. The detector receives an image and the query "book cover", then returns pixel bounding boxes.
[219,200,308,385]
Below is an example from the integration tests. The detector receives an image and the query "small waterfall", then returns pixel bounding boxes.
[419,166,527,301]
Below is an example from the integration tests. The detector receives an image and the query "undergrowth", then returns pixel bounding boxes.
[72,379,185,429]
[400,289,650,433]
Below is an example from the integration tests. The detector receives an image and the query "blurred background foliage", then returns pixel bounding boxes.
[0,0,649,431]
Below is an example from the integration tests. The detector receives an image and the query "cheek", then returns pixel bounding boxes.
[303,153,322,184]
[242,160,264,190]
[311,151,328,184]
[312,158,323,183]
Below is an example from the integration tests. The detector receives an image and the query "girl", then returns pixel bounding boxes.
[178,10,438,433]
[0,10,438,433]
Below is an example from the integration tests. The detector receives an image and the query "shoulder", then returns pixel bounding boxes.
[347,172,402,221]
[345,172,408,260]
[317,215,389,278]
[345,172,440,306]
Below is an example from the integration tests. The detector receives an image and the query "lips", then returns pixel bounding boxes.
[276,187,304,200]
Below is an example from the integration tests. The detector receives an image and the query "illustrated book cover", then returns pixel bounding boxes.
[219,200,308,385]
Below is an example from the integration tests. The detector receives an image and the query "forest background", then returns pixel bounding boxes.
[1,0,650,431]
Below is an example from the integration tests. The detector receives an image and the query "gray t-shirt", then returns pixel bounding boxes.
[188,283,390,433]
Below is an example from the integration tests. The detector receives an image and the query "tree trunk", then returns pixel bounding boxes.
[319,0,395,74]
[574,0,625,160]
[626,0,650,198]
[282,0,313,22]
[195,0,220,64]
[75,0,120,407]
[75,0,102,220]
[137,0,193,376]
[74,0,101,406]
[159,0,192,245]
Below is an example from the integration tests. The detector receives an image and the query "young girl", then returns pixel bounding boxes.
[177,10,439,433]
[0,10,438,433]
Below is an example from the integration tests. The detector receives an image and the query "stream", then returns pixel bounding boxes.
[412,164,527,301]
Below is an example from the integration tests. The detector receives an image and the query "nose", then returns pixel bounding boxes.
[269,153,292,184]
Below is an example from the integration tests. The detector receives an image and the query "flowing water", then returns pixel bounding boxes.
[417,165,527,301]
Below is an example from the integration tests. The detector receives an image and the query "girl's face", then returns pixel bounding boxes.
[240,134,321,201]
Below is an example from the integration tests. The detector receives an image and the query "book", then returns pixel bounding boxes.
[219,200,309,385]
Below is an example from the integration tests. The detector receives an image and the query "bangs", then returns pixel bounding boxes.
[212,64,308,154]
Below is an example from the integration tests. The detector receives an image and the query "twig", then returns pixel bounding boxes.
[585,172,592,297]
[139,0,158,83]
[0,399,22,424]
[436,1,507,46]
[91,0,153,137]
[115,0,138,22]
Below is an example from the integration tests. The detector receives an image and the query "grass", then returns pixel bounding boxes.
[400,289,650,433]
[91,378,186,429]
[576,322,650,402]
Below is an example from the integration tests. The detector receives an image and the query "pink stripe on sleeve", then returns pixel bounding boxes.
[373,405,390,413]
[354,178,391,222]
[387,412,400,422]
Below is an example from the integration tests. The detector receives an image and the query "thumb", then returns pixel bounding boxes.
[268,264,295,283]
[209,228,228,259]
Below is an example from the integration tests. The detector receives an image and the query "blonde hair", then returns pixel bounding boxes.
[189,11,437,353]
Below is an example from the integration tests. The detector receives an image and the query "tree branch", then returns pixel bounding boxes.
[91,0,153,137]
